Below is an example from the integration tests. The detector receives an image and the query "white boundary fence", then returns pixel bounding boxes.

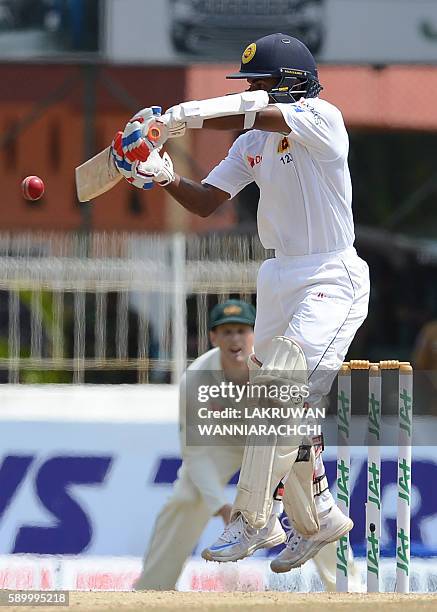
[0,232,268,384]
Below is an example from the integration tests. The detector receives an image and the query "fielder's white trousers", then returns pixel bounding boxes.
[135,447,242,590]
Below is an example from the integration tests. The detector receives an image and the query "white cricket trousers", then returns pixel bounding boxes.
[253,246,370,512]
[254,246,370,402]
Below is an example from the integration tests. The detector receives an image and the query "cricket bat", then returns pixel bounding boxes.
[75,115,164,202]
[75,146,123,202]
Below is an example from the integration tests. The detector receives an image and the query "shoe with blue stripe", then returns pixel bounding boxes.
[201,512,286,563]
[270,504,353,573]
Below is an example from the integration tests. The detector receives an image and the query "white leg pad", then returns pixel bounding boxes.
[233,337,310,529]
[235,441,300,529]
[283,444,320,536]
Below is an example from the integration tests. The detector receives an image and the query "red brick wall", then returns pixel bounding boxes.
[0,64,185,232]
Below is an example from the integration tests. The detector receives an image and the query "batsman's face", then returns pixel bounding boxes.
[246,76,280,92]
[210,323,254,365]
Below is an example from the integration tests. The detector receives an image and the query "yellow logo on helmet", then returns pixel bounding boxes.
[242,43,256,64]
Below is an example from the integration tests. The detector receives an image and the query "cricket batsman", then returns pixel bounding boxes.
[134,300,362,591]
[113,32,370,574]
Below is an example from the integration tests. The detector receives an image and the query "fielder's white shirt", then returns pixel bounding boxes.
[203,97,354,256]
[180,347,236,515]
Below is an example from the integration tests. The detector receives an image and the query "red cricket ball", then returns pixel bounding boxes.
[21,175,45,201]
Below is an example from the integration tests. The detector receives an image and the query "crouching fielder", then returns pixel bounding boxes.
[116,32,370,574]
[134,301,362,591]
[134,301,258,590]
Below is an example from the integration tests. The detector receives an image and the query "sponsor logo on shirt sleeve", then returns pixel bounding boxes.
[247,154,262,168]
[297,101,323,125]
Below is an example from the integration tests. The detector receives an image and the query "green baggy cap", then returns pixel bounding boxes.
[209,299,256,330]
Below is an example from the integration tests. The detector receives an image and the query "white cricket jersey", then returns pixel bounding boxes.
[203,97,355,256]
[185,346,222,377]
[180,347,224,418]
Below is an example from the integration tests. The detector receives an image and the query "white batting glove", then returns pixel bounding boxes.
[121,106,169,162]
[158,107,186,139]
[111,130,154,191]
[131,148,175,187]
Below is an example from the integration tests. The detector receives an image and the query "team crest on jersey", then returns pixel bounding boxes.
[277,137,290,153]
[242,42,256,64]
[247,154,262,167]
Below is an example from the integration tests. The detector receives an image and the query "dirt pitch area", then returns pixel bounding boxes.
[7,592,437,612]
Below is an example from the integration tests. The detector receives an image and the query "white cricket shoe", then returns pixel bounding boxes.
[201,512,286,563]
[270,504,353,573]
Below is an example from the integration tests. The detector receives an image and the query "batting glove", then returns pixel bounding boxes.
[158,106,186,139]
[131,148,175,187]
[111,131,154,191]
[121,106,169,163]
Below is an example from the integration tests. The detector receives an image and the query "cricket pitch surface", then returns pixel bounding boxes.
[7,591,437,611]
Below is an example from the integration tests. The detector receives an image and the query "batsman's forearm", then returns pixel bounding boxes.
[164,175,222,217]
[203,107,289,134]
[203,116,245,130]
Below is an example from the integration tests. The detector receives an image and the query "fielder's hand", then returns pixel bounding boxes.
[121,106,169,163]
[216,504,233,525]
[132,148,175,187]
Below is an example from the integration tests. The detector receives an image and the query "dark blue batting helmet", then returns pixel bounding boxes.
[227,33,323,103]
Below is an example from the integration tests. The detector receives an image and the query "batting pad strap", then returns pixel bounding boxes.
[312,433,324,458]
[313,474,329,497]
[164,90,269,129]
